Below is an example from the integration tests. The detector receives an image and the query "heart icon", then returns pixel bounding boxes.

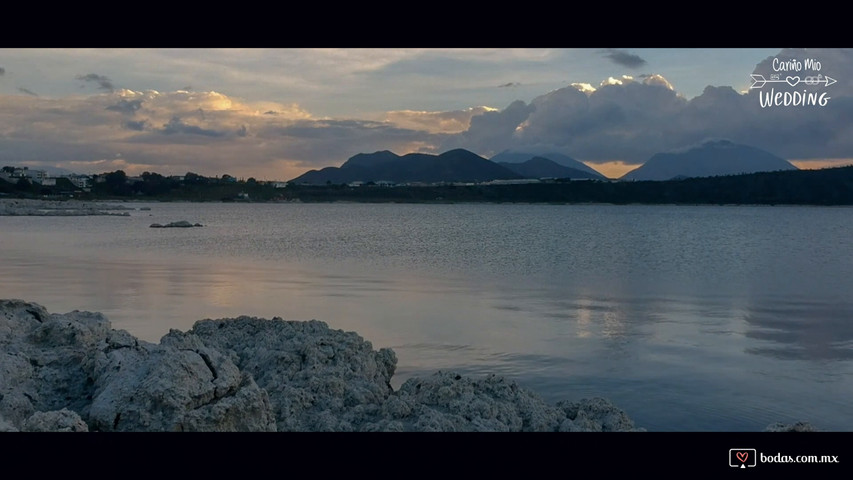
[786,76,800,87]
[737,451,749,463]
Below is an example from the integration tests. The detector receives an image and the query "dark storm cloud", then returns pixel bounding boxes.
[160,116,226,137]
[106,98,143,114]
[76,73,115,92]
[440,100,535,155]
[17,87,38,96]
[498,82,520,88]
[601,49,647,69]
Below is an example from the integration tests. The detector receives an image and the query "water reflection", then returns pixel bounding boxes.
[743,297,853,360]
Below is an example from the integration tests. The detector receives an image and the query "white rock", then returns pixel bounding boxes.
[23,408,89,432]
[184,316,397,431]
[0,299,653,432]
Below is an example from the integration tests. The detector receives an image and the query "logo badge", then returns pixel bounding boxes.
[730,448,757,468]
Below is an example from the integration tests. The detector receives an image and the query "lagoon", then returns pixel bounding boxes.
[1,202,851,431]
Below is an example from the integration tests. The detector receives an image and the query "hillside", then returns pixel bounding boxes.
[498,157,602,180]
[490,150,606,179]
[621,139,797,181]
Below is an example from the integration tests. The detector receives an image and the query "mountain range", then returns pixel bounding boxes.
[289,149,606,184]
[290,149,523,184]
[497,157,603,180]
[490,150,607,179]
[289,140,798,185]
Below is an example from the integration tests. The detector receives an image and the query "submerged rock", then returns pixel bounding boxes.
[764,421,819,432]
[150,220,202,228]
[0,299,649,432]
[0,199,131,216]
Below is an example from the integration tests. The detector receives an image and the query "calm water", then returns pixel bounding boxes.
[2,202,852,431]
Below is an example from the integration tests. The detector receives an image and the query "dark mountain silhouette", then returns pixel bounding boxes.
[621,139,798,181]
[490,150,606,179]
[340,150,399,170]
[497,157,602,180]
[290,149,523,184]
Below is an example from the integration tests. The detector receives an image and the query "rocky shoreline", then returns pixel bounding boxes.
[0,299,816,432]
[0,198,134,216]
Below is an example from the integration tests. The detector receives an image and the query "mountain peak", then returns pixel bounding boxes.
[490,150,606,179]
[341,150,400,169]
[621,141,797,181]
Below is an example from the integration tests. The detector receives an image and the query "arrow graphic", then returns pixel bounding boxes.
[750,74,837,89]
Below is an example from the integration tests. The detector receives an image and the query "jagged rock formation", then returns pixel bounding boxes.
[0,299,648,432]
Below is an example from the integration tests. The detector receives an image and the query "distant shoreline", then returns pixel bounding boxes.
[4,164,853,207]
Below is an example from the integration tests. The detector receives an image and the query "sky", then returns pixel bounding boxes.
[1,48,851,180]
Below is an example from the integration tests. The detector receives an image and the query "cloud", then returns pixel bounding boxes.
[601,49,647,69]
[76,73,115,92]
[0,67,5,76]
[106,98,143,114]
[640,74,675,90]
[0,87,440,181]
[17,87,38,96]
[498,82,520,88]
[2,48,850,182]
[383,106,497,134]
[442,48,853,166]
[123,120,147,131]
[159,116,227,138]
[440,100,536,157]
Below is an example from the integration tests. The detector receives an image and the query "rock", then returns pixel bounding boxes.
[556,397,643,432]
[150,220,202,228]
[0,199,131,216]
[0,301,110,427]
[182,316,397,431]
[23,408,88,432]
[370,371,559,432]
[362,371,643,432]
[0,299,274,432]
[764,421,819,432]
[88,333,275,432]
[0,299,649,432]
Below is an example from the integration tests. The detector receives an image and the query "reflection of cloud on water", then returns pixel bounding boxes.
[742,300,853,360]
